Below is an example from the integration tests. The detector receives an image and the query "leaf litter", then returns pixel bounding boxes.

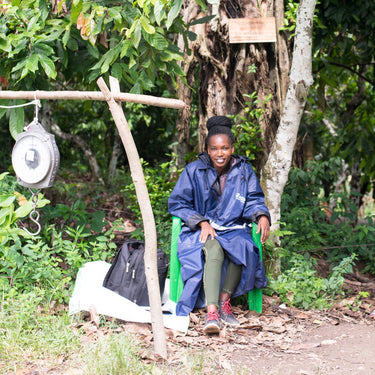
[68,291,375,374]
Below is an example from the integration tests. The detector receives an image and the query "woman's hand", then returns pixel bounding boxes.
[256,216,270,244]
[199,221,217,243]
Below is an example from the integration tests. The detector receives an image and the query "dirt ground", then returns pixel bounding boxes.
[78,292,372,375]
[232,321,375,375]
[157,294,375,375]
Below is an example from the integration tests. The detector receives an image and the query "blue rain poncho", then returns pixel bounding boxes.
[168,153,270,316]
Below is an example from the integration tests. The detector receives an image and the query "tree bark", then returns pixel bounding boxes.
[97,77,167,359]
[173,0,200,166]
[106,128,122,186]
[262,0,316,229]
[275,0,290,108]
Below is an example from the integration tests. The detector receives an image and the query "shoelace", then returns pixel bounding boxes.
[206,311,220,321]
[221,299,234,315]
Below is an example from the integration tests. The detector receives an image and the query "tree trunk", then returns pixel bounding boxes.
[97,77,167,359]
[275,0,290,108]
[262,0,316,232]
[106,129,122,186]
[173,0,200,166]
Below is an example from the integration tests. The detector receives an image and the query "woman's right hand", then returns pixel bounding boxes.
[199,221,217,243]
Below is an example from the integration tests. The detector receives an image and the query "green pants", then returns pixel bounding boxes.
[202,238,242,307]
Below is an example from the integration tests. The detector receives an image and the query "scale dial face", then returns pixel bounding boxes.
[12,133,52,185]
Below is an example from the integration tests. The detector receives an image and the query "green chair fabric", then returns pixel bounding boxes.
[169,216,263,313]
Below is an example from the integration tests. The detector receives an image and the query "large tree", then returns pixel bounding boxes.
[175,0,291,172]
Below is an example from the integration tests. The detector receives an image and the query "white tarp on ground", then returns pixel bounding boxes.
[69,261,190,334]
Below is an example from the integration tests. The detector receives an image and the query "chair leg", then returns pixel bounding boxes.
[248,223,263,313]
[169,216,183,303]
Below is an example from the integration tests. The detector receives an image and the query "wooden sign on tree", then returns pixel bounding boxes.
[228,17,277,44]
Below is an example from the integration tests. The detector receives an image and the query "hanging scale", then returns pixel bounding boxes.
[11,97,60,235]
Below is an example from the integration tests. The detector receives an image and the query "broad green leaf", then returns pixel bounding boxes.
[168,61,185,77]
[0,100,10,121]
[20,67,29,80]
[0,194,16,208]
[14,201,33,218]
[71,0,83,23]
[159,50,184,62]
[111,63,123,81]
[87,43,99,59]
[166,0,182,30]
[35,195,50,208]
[39,56,57,79]
[133,22,142,49]
[27,15,41,32]
[19,0,36,9]
[0,207,10,224]
[99,46,121,74]
[0,33,11,52]
[188,15,215,26]
[39,0,49,22]
[129,54,137,69]
[140,15,155,34]
[25,54,39,72]
[66,36,79,51]
[130,82,141,94]
[62,29,71,48]
[138,71,154,91]
[120,39,132,58]
[186,30,197,41]
[33,43,54,57]
[154,0,166,25]
[9,106,24,140]
[143,32,168,50]
[0,172,9,181]
[11,58,27,73]
[56,40,68,67]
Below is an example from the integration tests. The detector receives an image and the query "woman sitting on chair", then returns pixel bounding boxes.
[168,115,270,334]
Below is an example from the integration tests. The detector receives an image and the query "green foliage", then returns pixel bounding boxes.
[0,173,119,303]
[267,253,356,310]
[0,289,81,373]
[84,332,151,375]
[0,172,50,243]
[0,0,189,90]
[122,156,182,254]
[230,92,271,161]
[281,158,375,273]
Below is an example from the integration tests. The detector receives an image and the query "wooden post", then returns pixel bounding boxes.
[97,77,167,358]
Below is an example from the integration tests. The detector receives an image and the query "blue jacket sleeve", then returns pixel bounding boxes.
[242,166,271,225]
[168,167,208,230]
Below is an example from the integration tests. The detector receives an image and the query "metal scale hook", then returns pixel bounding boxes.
[24,188,42,236]
[23,94,42,236]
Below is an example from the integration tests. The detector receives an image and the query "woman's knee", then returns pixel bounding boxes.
[203,239,224,262]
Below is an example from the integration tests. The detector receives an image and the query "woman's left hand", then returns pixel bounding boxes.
[256,216,270,244]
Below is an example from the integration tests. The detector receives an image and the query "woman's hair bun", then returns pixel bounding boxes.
[206,116,233,131]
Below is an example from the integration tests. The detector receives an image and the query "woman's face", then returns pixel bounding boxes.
[207,134,234,174]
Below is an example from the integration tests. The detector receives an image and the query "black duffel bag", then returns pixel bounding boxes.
[103,240,169,306]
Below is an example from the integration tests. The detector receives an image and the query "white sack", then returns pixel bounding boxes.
[69,261,189,334]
